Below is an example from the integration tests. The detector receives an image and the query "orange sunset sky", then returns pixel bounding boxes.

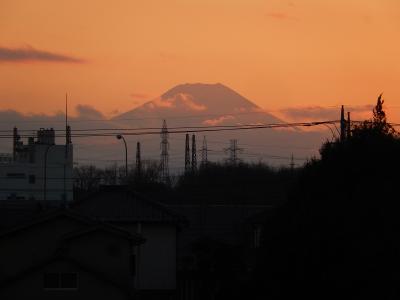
[0,0,399,121]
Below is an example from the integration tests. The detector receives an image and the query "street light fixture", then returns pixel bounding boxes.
[116,134,128,180]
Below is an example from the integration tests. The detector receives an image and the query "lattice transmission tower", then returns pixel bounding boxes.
[201,136,208,166]
[224,139,243,165]
[160,120,169,182]
[191,134,197,172]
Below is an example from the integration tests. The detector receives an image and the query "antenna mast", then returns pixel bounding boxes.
[65,93,71,145]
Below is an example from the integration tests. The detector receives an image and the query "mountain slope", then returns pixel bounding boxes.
[113,83,282,126]
[108,83,326,169]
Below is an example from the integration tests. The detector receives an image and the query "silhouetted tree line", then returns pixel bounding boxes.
[172,162,296,205]
[73,159,168,199]
[74,155,297,205]
[252,95,400,299]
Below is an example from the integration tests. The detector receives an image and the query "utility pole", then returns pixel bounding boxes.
[201,136,208,167]
[340,105,346,142]
[64,93,70,204]
[160,120,169,182]
[136,142,142,178]
[225,139,242,165]
[185,133,191,172]
[13,127,20,161]
[191,134,197,172]
[116,135,128,179]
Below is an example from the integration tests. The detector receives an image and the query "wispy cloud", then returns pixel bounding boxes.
[203,115,234,126]
[143,93,207,112]
[0,45,85,63]
[75,105,105,119]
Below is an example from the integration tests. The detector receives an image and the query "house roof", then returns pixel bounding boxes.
[0,207,97,238]
[72,185,186,224]
[0,207,144,243]
[61,223,146,245]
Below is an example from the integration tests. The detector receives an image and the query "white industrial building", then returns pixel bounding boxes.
[0,127,73,201]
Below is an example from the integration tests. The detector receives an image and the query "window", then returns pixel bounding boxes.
[44,272,78,290]
[6,173,25,179]
[29,175,36,184]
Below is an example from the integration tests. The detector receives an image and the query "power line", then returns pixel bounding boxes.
[0,120,343,139]
[0,121,337,133]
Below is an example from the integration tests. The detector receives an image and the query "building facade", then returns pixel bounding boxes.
[0,127,73,202]
[72,186,185,299]
[0,209,145,299]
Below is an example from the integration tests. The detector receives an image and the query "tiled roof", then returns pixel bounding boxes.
[72,186,186,224]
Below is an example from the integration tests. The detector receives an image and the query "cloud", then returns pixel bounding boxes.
[75,105,105,119]
[203,115,234,126]
[279,105,373,121]
[265,12,297,21]
[0,45,85,63]
[144,93,207,111]
[177,93,207,111]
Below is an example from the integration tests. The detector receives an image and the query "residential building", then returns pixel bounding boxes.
[72,185,186,299]
[0,208,145,299]
[0,127,73,202]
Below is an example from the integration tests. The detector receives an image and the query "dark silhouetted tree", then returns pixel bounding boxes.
[253,96,400,299]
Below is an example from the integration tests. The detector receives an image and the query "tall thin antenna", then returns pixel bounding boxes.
[185,134,191,172]
[65,93,68,130]
[65,93,71,145]
[160,120,169,182]
[201,136,208,167]
[136,142,142,178]
[64,93,69,204]
[191,134,197,172]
